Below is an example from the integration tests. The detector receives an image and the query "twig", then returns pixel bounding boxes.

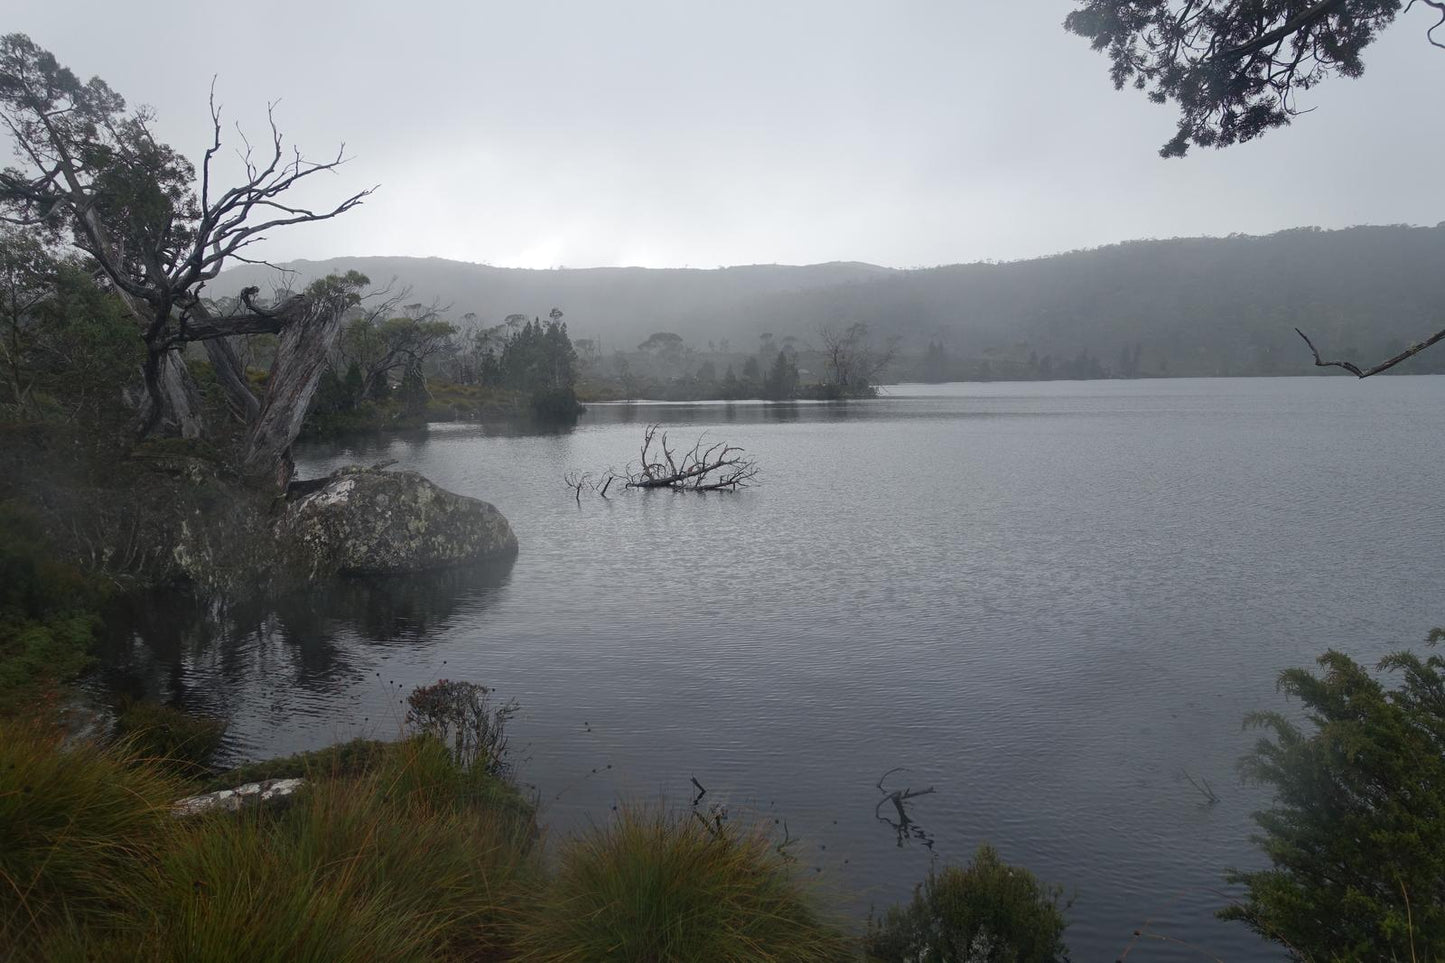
[1180,769,1219,805]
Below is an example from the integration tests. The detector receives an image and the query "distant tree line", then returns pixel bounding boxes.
[308,305,583,431]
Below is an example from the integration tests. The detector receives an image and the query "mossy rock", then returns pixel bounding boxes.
[280,467,518,576]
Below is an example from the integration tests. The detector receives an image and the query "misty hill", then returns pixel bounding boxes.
[213,225,1445,377]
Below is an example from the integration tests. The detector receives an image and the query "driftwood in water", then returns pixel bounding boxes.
[621,424,759,492]
[565,424,760,499]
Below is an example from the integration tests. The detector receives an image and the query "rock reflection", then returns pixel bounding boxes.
[93,556,516,708]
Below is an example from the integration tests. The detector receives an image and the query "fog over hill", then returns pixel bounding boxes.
[213,224,1445,377]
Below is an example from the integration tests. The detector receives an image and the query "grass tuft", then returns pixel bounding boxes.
[114,699,228,777]
[0,718,179,954]
[518,805,853,962]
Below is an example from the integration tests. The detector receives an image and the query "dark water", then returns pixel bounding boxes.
[95,377,1445,960]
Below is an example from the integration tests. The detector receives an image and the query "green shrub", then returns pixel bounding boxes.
[865,845,1069,963]
[1220,636,1445,959]
[528,386,582,422]
[0,615,96,716]
[204,738,393,791]
[519,806,850,962]
[0,720,179,953]
[114,700,228,777]
[0,500,104,713]
[406,679,518,777]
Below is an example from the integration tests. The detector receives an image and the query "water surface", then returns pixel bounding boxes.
[97,377,1445,960]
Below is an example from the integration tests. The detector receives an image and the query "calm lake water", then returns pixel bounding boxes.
[96,377,1445,960]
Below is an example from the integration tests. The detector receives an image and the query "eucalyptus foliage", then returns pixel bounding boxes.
[1064,1,1429,156]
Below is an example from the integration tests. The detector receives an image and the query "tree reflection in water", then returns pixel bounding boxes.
[91,556,517,723]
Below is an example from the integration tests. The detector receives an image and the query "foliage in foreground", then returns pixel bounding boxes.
[865,844,1069,963]
[406,678,519,777]
[0,719,180,952]
[517,806,852,962]
[0,499,105,714]
[1,715,856,962]
[134,736,538,963]
[114,699,228,777]
[1221,634,1445,960]
[1,720,540,962]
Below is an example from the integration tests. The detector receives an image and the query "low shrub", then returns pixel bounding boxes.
[204,737,393,791]
[114,700,228,776]
[406,679,518,777]
[0,500,105,714]
[518,806,851,962]
[865,845,1069,963]
[527,386,583,422]
[1220,637,1445,958]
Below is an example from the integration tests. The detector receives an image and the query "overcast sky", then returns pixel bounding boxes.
[10,2,1443,269]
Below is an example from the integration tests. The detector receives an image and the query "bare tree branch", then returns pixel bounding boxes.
[623,424,759,491]
[1295,324,1445,378]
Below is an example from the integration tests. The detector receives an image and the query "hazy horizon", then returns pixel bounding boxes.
[250,220,1445,273]
[10,2,1444,270]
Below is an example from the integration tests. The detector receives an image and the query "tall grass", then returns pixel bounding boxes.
[114,699,228,777]
[0,718,179,955]
[2,726,539,962]
[4,721,874,962]
[517,806,853,962]
[131,735,538,962]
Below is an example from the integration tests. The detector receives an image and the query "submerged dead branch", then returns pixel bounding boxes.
[563,471,592,504]
[624,424,759,492]
[1180,769,1219,806]
[563,424,759,499]
[875,767,937,849]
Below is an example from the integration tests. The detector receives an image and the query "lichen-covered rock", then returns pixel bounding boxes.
[280,467,518,576]
[173,778,306,817]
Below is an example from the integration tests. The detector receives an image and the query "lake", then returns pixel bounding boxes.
[95,376,1445,960]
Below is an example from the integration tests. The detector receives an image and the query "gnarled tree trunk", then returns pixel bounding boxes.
[241,292,352,487]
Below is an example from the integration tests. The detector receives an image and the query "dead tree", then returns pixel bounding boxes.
[820,322,898,395]
[0,34,373,486]
[562,425,758,499]
[620,424,759,492]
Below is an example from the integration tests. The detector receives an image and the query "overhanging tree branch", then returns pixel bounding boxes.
[1294,324,1445,378]
[1209,0,1352,62]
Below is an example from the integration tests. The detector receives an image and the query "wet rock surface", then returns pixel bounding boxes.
[172,778,306,817]
[280,467,518,576]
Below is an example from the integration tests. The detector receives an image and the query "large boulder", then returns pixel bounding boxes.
[281,467,518,576]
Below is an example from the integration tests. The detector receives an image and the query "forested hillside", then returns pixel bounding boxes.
[215,225,1445,378]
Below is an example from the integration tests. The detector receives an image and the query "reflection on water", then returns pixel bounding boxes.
[92,558,516,754]
[91,378,1445,960]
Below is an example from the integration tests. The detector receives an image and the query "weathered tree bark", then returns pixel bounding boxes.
[203,335,261,423]
[141,347,204,439]
[188,299,264,424]
[242,296,349,486]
